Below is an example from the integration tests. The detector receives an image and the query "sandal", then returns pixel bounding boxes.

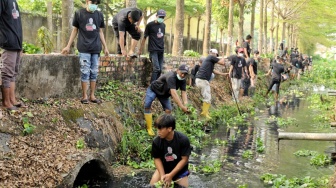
[90,99,102,104]
[6,106,18,114]
[80,99,89,104]
[129,54,138,58]
[14,102,28,108]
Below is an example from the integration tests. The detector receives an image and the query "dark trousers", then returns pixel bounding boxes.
[150,51,164,83]
[267,79,281,94]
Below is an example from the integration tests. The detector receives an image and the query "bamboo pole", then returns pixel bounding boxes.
[278,132,336,141]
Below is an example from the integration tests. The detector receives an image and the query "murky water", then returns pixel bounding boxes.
[111,94,335,188]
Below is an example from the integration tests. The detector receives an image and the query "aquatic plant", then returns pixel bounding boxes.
[260,173,329,188]
[256,137,265,153]
[242,150,253,159]
[294,149,318,157]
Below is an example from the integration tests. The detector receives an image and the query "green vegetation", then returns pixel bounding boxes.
[260,173,329,188]
[77,184,88,188]
[76,138,85,149]
[37,26,53,53]
[22,117,36,135]
[242,150,253,159]
[256,137,265,153]
[294,150,331,166]
[294,149,318,157]
[23,42,42,54]
[183,50,201,57]
[265,116,297,128]
[190,159,223,174]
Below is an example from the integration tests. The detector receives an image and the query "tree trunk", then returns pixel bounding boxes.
[203,0,211,56]
[47,1,53,51]
[105,5,109,46]
[269,0,274,53]
[126,0,137,8]
[286,24,290,48]
[250,0,256,50]
[61,0,74,52]
[263,0,268,53]
[275,12,279,54]
[238,2,245,47]
[187,15,192,50]
[226,0,234,57]
[196,16,201,53]
[258,0,264,54]
[169,18,173,54]
[220,28,224,54]
[281,21,286,45]
[172,0,184,56]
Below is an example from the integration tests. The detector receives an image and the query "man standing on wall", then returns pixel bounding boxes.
[0,0,28,112]
[139,9,166,83]
[112,7,143,57]
[144,65,190,136]
[62,0,109,104]
[195,49,227,119]
[242,34,252,59]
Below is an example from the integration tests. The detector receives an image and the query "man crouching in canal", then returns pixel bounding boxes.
[144,64,190,136]
[150,114,192,188]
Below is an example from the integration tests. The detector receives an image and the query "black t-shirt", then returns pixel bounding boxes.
[144,21,165,52]
[282,49,288,57]
[290,52,297,61]
[271,62,285,81]
[150,71,186,96]
[242,41,251,58]
[247,58,258,75]
[112,8,142,31]
[73,8,104,54]
[151,131,191,180]
[0,0,22,50]
[230,56,246,79]
[297,60,303,69]
[195,55,220,81]
[291,58,298,67]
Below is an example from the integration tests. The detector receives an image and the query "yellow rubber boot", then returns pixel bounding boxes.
[144,113,155,136]
[200,102,211,119]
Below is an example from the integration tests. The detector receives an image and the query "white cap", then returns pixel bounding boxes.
[209,49,218,54]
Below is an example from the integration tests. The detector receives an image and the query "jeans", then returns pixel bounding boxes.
[144,87,172,111]
[79,53,99,82]
[150,51,164,83]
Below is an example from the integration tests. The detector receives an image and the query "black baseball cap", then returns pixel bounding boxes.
[178,64,189,74]
[157,9,166,17]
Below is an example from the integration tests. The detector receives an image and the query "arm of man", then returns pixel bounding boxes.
[118,31,126,56]
[99,28,109,56]
[244,48,249,59]
[216,57,227,66]
[61,27,78,54]
[170,89,188,113]
[139,36,147,55]
[154,158,166,182]
[213,70,228,76]
[135,15,143,33]
[249,64,255,78]
[163,156,189,185]
[181,90,188,106]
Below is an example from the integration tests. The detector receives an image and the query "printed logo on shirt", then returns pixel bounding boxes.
[12,2,20,19]
[85,18,97,31]
[157,28,163,38]
[238,60,242,67]
[165,147,177,162]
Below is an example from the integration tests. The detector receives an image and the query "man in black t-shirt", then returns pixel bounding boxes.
[0,0,27,111]
[229,48,248,102]
[242,34,252,58]
[195,49,228,119]
[248,50,259,96]
[150,114,191,187]
[144,64,190,136]
[139,9,166,83]
[265,57,285,101]
[62,0,109,104]
[112,7,143,57]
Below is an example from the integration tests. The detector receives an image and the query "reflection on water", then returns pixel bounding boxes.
[112,94,334,188]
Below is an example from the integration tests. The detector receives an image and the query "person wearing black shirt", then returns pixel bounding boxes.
[242,34,252,58]
[62,0,109,105]
[112,7,143,57]
[150,114,192,187]
[248,50,259,96]
[195,49,227,119]
[265,58,285,101]
[0,0,28,111]
[140,9,166,83]
[189,57,203,86]
[229,48,248,102]
[144,64,190,136]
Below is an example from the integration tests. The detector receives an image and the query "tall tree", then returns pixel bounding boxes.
[258,0,264,54]
[126,0,137,7]
[226,0,234,56]
[237,0,246,47]
[269,0,275,53]
[172,0,184,56]
[263,0,268,53]
[61,0,74,50]
[203,0,212,56]
[250,0,256,50]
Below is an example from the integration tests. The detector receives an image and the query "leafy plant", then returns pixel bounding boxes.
[242,150,253,159]
[183,50,201,57]
[294,149,317,157]
[256,137,265,153]
[76,138,85,149]
[22,117,36,135]
[154,180,174,188]
[77,184,88,188]
[23,42,42,54]
[310,154,331,166]
[37,26,53,53]
[260,173,329,187]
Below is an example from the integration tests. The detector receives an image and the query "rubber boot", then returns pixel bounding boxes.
[144,113,155,136]
[200,102,211,119]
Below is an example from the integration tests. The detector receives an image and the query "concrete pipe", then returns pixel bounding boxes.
[278,132,336,141]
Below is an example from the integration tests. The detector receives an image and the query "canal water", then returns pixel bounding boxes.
[112,93,335,188]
